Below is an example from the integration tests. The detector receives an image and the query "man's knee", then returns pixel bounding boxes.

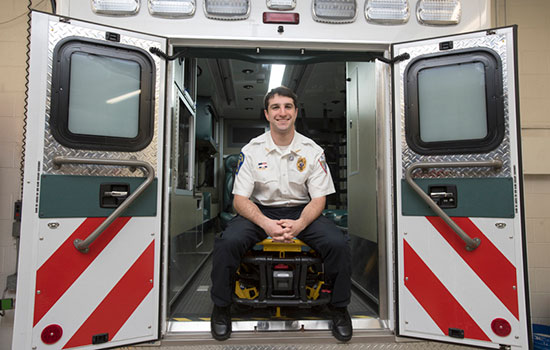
[214,216,264,255]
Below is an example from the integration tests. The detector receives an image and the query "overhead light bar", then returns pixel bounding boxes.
[204,0,250,20]
[91,0,140,15]
[267,0,296,11]
[268,64,286,91]
[416,0,461,25]
[312,0,357,24]
[148,0,196,17]
[365,0,409,24]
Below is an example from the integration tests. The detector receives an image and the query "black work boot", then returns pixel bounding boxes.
[211,305,231,340]
[330,306,352,342]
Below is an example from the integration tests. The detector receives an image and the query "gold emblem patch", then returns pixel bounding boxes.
[297,157,306,172]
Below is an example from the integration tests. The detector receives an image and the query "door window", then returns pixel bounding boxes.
[404,48,504,154]
[50,37,155,151]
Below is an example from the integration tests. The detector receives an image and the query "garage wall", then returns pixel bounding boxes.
[498,0,550,326]
[0,0,51,334]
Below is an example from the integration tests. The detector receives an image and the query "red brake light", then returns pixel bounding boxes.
[263,12,300,24]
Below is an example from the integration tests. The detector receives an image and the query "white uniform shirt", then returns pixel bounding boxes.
[232,131,335,207]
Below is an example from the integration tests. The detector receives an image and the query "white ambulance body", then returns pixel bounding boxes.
[12,1,531,349]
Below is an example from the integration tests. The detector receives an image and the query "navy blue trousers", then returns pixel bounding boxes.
[210,205,351,307]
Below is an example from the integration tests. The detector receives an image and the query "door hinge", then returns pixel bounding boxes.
[448,328,465,339]
[12,200,21,238]
[105,32,120,42]
[92,333,109,344]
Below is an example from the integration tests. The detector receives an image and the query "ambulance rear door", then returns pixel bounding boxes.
[393,26,531,349]
[13,12,166,350]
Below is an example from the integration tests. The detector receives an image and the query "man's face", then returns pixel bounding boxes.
[264,94,298,134]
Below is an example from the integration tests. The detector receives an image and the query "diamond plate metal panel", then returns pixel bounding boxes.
[398,34,511,179]
[123,342,480,350]
[43,21,163,177]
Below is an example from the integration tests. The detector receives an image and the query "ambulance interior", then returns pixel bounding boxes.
[166,48,386,332]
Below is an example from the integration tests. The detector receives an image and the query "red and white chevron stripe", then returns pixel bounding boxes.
[31,216,158,349]
[399,216,524,347]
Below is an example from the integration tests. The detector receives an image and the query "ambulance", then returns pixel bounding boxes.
[12,0,531,349]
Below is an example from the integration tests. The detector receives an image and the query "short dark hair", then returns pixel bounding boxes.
[264,86,298,110]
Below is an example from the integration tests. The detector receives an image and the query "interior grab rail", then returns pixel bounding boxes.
[404,159,503,251]
[53,156,155,253]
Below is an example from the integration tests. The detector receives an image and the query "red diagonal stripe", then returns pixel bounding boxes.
[426,216,519,319]
[34,217,131,326]
[404,240,491,341]
[63,241,154,349]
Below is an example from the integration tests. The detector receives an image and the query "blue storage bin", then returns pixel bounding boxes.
[534,324,550,350]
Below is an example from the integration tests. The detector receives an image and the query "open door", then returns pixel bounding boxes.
[393,27,531,349]
[13,12,166,349]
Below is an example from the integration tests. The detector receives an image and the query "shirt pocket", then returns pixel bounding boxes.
[254,168,278,191]
[288,166,309,186]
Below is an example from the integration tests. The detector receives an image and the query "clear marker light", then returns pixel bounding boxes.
[148,0,196,17]
[267,0,296,11]
[416,0,461,25]
[204,0,250,20]
[91,0,140,15]
[312,0,357,24]
[365,0,410,24]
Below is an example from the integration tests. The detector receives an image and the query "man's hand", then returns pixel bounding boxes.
[275,218,306,243]
[260,218,287,239]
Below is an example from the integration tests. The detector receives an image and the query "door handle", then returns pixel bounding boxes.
[405,159,502,251]
[53,156,155,253]
[104,190,128,197]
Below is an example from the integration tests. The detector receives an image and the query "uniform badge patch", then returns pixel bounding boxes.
[258,162,268,169]
[236,152,245,175]
[297,157,307,172]
[319,153,328,174]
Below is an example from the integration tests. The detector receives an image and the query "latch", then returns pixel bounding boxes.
[428,185,457,209]
[100,183,129,208]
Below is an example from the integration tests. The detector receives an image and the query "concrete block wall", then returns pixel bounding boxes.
[499,0,550,327]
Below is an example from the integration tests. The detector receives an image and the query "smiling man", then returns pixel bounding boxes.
[210,86,352,342]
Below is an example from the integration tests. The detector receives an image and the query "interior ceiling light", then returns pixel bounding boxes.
[312,0,357,24]
[268,64,286,91]
[365,0,409,24]
[242,68,254,74]
[91,0,140,15]
[204,0,250,20]
[416,0,461,25]
[148,0,196,17]
[267,0,296,11]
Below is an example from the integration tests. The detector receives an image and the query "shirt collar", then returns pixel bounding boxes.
[265,131,303,156]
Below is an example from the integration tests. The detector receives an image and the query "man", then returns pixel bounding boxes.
[210,86,352,341]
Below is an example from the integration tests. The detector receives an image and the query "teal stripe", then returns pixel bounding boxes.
[39,174,157,218]
[401,177,514,218]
